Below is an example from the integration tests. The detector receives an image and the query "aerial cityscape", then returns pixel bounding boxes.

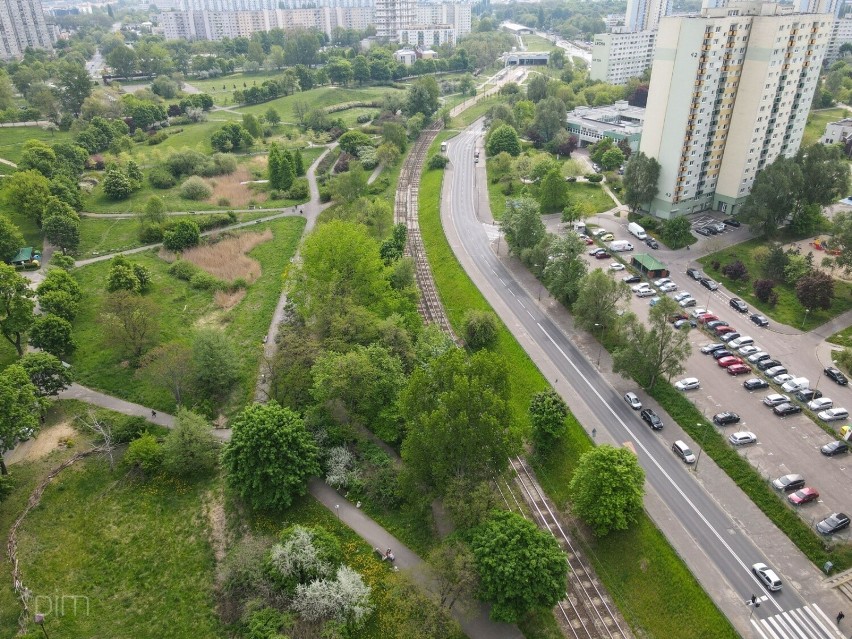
[1,0,852,637]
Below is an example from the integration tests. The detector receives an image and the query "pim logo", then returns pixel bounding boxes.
[32,594,90,617]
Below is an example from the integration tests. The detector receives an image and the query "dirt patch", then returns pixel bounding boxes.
[783,237,852,283]
[182,229,272,283]
[204,487,228,564]
[6,422,77,466]
[214,288,246,309]
[206,161,267,208]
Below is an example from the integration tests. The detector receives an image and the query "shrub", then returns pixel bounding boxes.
[190,271,224,291]
[148,166,177,189]
[195,213,233,232]
[463,309,498,349]
[147,131,168,145]
[722,260,749,281]
[754,279,774,302]
[180,176,212,201]
[711,260,721,271]
[163,219,201,251]
[124,432,163,473]
[111,415,149,444]
[50,254,75,271]
[168,259,199,281]
[103,168,132,200]
[637,215,659,231]
[586,174,604,183]
[218,197,231,207]
[165,149,209,178]
[428,154,449,170]
[287,179,309,200]
[139,225,164,244]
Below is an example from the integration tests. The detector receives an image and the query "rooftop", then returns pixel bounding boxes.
[567,101,645,135]
[632,253,667,271]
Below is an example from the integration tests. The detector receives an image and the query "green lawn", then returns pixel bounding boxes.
[420,132,738,639]
[131,121,223,164]
[450,95,501,129]
[0,127,74,164]
[697,239,852,331]
[567,181,617,215]
[828,324,852,348]
[69,216,305,413]
[802,107,847,147]
[235,86,402,120]
[521,34,558,52]
[186,71,285,105]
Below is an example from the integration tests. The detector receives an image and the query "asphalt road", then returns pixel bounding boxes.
[443,125,847,639]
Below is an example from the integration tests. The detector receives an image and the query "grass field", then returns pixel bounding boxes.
[828,324,852,348]
[186,71,285,105]
[236,86,402,120]
[567,181,617,215]
[69,215,305,413]
[450,95,501,129]
[698,238,852,330]
[520,34,559,52]
[0,127,74,164]
[420,132,739,639]
[802,107,847,147]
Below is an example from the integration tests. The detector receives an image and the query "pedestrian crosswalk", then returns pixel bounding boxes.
[751,603,845,639]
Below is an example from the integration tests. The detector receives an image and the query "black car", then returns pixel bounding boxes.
[712,349,733,360]
[695,227,711,237]
[713,412,740,426]
[700,278,720,291]
[795,388,822,402]
[687,268,703,280]
[704,225,719,235]
[723,218,741,228]
[622,274,641,284]
[821,440,850,456]
[816,512,850,535]
[729,298,748,313]
[750,313,769,327]
[641,408,663,430]
[645,237,659,249]
[674,319,696,330]
[743,378,769,391]
[757,359,781,371]
[706,320,727,329]
[825,366,849,386]
[774,403,802,417]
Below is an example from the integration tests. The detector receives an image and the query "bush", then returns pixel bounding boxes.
[754,279,776,303]
[148,166,177,189]
[190,271,224,291]
[111,415,149,444]
[287,179,309,200]
[163,219,201,251]
[428,154,449,170]
[180,176,212,201]
[103,168,132,200]
[463,309,498,349]
[147,131,168,145]
[586,174,604,183]
[218,197,231,207]
[168,259,199,281]
[124,432,163,473]
[50,254,75,271]
[722,260,749,281]
[139,225,164,244]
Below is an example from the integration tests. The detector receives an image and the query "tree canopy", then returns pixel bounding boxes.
[623,152,660,213]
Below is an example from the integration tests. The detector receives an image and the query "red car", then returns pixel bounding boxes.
[698,314,719,324]
[595,251,610,259]
[714,325,735,335]
[670,313,690,323]
[727,363,751,376]
[584,237,595,245]
[717,356,744,368]
[788,487,820,505]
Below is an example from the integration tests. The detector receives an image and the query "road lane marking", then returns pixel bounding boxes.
[751,619,772,639]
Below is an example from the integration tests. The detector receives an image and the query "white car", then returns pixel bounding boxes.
[659,282,678,292]
[772,374,794,386]
[610,262,625,271]
[729,431,757,446]
[636,288,655,298]
[631,283,652,293]
[752,563,782,591]
[654,278,673,287]
[818,408,849,422]
[738,345,760,357]
[808,397,833,411]
[624,392,642,410]
[675,377,700,391]
[673,291,693,302]
[763,394,790,407]
[729,336,754,349]
[690,308,710,318]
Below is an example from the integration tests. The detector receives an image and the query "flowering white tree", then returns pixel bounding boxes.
[269,525,338,586]
[325,446,358,491]
[292,566,373,626]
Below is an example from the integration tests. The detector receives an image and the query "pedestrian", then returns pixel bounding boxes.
[838,611,845,625]
[151,409,157,419]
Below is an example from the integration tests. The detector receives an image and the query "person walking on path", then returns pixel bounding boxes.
[838,611,845,625]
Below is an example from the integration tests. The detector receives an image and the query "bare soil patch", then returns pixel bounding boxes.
[214,288,247,309]
[6,422,77,466]
[182,229,272,283]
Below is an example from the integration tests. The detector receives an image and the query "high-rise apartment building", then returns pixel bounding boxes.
[797,0,845,18]
[625,0,672,32]
[825,14,852,63]
[591,30,657,84]
[639,1,831,219]
[0,0,53,59]
[414,3,470,36]
[375,0,413,39]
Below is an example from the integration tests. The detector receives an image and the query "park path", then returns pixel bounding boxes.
[79,207,292,219]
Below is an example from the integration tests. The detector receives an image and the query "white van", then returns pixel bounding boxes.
[628,222,647,240]
[781,377,809,393]
[609,240,634,252]
[572,221,587,235]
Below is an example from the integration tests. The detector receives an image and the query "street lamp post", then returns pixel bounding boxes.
[594,323,603,367]
[801,308,810,330]
[694,423,704,471]
[335,504,340,521]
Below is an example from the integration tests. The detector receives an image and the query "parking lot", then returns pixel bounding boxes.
[579,222,852,542]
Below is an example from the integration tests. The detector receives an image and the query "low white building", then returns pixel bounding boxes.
[821,117,852,145]
[398,24,454,46]
[590,30,656,85]
[566,101,645,151]
[393,48,416,66]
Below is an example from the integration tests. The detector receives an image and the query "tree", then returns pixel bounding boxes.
[539,169,567,213]
[36,268,80,302]
[784,253,810,285]
[163,219,200,251]
[569,445,645,536]
[400,349,514,496]
[529,389,568,449]
[376,142,400,167]
[1,170,52,226]
[740,157,801,237]
[43,214,80,254]
[383,122,408,153]
[242,113,263,139]
[18,140,57,178]
[293,149,305,176]
[469,510,567,623]
[162,409,219,478]
[268,524,343,591]
[427,540,479,611]
[222,401,320,511]
[292,565,373,626]
[406,76,440,118]
[601,147,625,172]
[280,150,295,190]
[338,130,373,155]
[18,352,72,397]
[623,152,660,213]
[268,143,285,190]
[485,124,521,157]
[0,264,35,356]
[0,216,24,263]
[103,168,133,201]
[0,365,40,475]
[796,143,850,208]
[529,97,567,145]
[107,45,138,77]
[613,297,691,389]
[124,432,163,474]
[501,197,545,254]
[572,268,631,333]
[330,162,368,203]
[141,195,166,227]
[381,575,461,639]
[191,329,240,401]
[352,55,370,85]
[327,58,354,86]
[659,216,694,249]
[526,74,550,103]
[29,313,75,358]
[543,233,587,306]
[833,211,852,273]
[796,270,834,310]
[210,122,254,152]
[101,290,159,362]
[139,342,194,405]
[462,310,498,350]
[56,60,93,116]
[265,107,281,127]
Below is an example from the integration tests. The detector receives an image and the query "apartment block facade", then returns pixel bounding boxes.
[625,0,672,32]
[375,0,413,39]
[591,30,657,84]
[639,2,831,219]
[0,0,53,59]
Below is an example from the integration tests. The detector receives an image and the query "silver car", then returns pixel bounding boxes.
[729,431,757,446]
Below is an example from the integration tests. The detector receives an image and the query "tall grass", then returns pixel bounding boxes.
[184,229,272,283]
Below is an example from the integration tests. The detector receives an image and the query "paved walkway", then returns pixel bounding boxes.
[79,207,290,219]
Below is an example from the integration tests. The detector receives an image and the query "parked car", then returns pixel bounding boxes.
[701,343,726,354]
[622,274,641,284]
[781,377,809,393]
[746,352,771,364]
[674,319,696,330]
[700,278,720,290]
[752,563,782,592]
[743,378,769,391]
[600,233,614,242]
[670,313,690,323]
[592,228,610,238]
[691,307,710,318]
[679,297,697,307]
[795,388,822,402]
[695,227,711,237]
[723,218,741,227]
[713,325,734,336]
[720,332,742,343]
[673,291,693,302]
[686,268,703,280]
[825,366,849,386]
[821,440,850,456]
[727,364,751,376]
[738,346,760,357]
[729,431,757,445]
[706,320,727,329]
[728,336,754,349]
[675,377,700,391]
[589,247,606,256]
[816,513,850,535]
[773,374,794,386]
[772,474,805,492]
[713,412,740,426]
[710,222,726,233]
[631,283,652,293]
[645,237,659,249]
[788,487,820,505]
[698,314,719,324]
[636,288,655,297]
[756,359,782,372]
[712,349,733,360]
[654,278,673,287]
[595,251,610,259]
[729,298,749,313]
[704,225,719,235]
[718,356,744,368]
[764,366,788,378]
[750,313,770,327]
[641,408,663,430]
[818,408,848,422]
[659,282,678,292]
[807,397,833,411]
[763,394,791,407]
[672,440,696,463]
[610,262,625,271]
[624,392,642,410]
[774,403,802,417]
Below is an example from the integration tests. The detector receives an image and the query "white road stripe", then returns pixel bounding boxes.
[759,618,785,639]
[787,607,822,639]
[777,611,808,639]
[752,618,773,639]
[766,614,793,639]
[810,604,844,638]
